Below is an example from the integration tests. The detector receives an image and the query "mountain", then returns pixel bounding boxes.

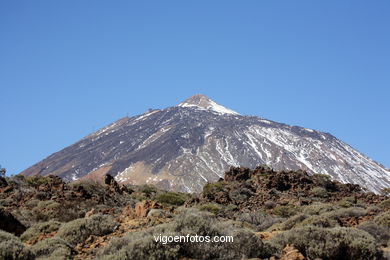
[20,94,390,193]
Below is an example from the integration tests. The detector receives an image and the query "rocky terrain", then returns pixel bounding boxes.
[20,94,390,194]
[1,166,389,259]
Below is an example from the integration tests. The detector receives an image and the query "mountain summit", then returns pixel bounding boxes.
[177,94,239,115]
[20,95,390,193]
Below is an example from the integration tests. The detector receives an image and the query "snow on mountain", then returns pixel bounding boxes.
[178,94,239,115]
[20,94,390,194]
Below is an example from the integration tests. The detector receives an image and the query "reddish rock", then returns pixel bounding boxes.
[85,208,96,218]
[135,200,162,218]
[280,244,305,260]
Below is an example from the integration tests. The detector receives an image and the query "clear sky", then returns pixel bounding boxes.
[1,1,389,175]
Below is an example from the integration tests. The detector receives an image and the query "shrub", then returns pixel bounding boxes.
[202,182,227,197]
[273,205,299,218]
[311,187,328,198]
[31,237,73,260]
[338,196,357,208]
[172,209,276,259]
[228,187,254,204]
[56,214,118,246]
[21,220,62,242]
[237,210,280,231]
[379,199,390,210]
[357,221,390,246]
[224,204,238,212]
[98,208,276,260]
[312,174,336,190]
[154,192,187,206]
[302,202,339,216]
[277,214,308,230]
[0,230,34,260]
[199,203,222,215]
[299,207,367,228]
[139,185,158,197]
[271,226,379,260]
[99,231,180,260]
[264,200,276,209]
[366,205,381,213]
[299,214,338,228]
[373,210,390,228]
[26,176,50,187]
[31,200,62,222]
[35,192,48,200]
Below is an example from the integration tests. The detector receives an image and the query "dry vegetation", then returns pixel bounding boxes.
[0,166,389,259]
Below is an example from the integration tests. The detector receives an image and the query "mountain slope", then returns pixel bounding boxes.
[20,94,390,193]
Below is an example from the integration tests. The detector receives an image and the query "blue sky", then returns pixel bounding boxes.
[1,1,389,175]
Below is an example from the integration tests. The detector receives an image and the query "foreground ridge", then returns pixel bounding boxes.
[1,168,389,259]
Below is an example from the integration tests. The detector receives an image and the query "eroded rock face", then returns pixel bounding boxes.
[0,208,26,236]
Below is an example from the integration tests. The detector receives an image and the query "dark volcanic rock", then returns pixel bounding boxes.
[0,208,26,236]
[0,176,7,188]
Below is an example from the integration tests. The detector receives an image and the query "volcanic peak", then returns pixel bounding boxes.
[177,94,239,115]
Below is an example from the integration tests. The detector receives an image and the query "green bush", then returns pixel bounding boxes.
[199,203,222,215]
[228,187,254,204]
[98,208,276,260]
[338,196,357,208]
[31,200,62,222]
[0,230,34,260]
[139,185,158,197]
[312,174,335,190]
[172,209,276,259]
[311,187,328,198]
[271,226,379,260]
[373,210,390,228]
[379,199,390,210]
[26,176,50,187]
[224,204,239,212]
[357,221,390,246]
[21,220,62,242]
[237,210,280,231]
[31,237,73,260]
[99,230,180,260]
[56,214,118,246]
[202,182,227,197]
[301,202,336,215]
[299,207,367,228]
[154,192,187,206]
[273,205,299,218]
[277,213,308,231]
